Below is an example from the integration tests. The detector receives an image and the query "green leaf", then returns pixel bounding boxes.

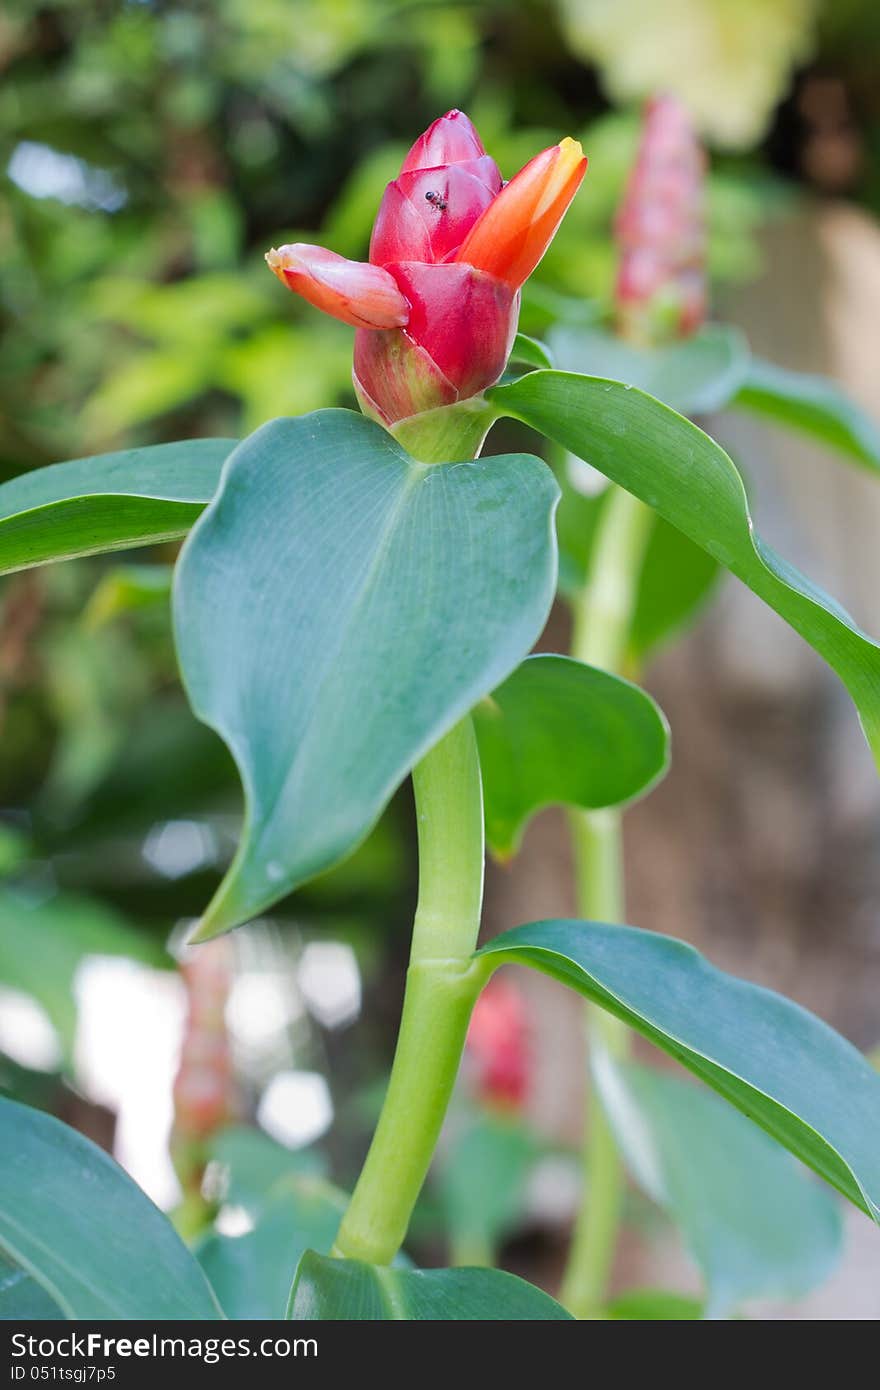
[604,1289,703,1320]
[0,1254,63,1319]
[547,323,750,416]
[473,655,669,857]
[477,921,880,1220]
[198,1180,346,1320]
[0,888,167,1062]
[208,1126,326,1213]
[175,410,559,938]
[288,1252,572,1320]
[439,1114,539,1262]
[0,439,234,575]
[0,1097,222,1319]
[491,373,880,769]
[734,358,880,474]
[595,1057,842,1318]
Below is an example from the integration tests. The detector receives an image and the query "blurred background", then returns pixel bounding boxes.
[1,0,879,1318]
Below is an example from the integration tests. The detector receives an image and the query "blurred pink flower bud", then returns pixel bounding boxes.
[172,940,238,1143]
[466,976,531,1111]
[615,95,707,344]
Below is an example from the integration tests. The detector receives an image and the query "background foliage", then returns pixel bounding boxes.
[2,0,879,1314]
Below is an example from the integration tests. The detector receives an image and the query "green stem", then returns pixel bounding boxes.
[332,717,487,1265]
[570,484,653,673]
[559,485,652,1320]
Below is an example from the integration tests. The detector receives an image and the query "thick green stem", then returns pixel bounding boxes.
[332,717,486,1265]
[559,485,652,1320]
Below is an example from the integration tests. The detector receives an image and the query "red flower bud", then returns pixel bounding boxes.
[172,941,238,1145]
[268,111,587,428]
[400,108,488,173]
[614,95,707,344]
[466,977,531,1111]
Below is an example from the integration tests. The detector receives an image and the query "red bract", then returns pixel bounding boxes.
[466,976,531,1111]
[614,94,707,344]
[268,110,587,426]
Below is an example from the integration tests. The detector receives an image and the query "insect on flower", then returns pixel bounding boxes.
[267,110,587,425]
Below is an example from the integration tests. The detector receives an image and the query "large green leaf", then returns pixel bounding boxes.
[0,1097,222,1319]
[175,410,559,938]
[547,323,750,416]
[594,1057,842,1317]
[0,439,233,574]
[734,358,880,474]
[477,921,880,1220]
[492,373,880,768]
[0,888,167,1062]
[288,1252,572,1320]
[198,1180,346,1320]
[0,1254,63,1319]
[473,655,669,857]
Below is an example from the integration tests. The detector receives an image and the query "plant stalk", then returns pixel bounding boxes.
[559,484,652,1319]
[332,716,487,1265]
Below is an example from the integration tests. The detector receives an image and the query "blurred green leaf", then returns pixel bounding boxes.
[84,563,173,630]
[595,1057,842,1317]
[208,1126,327,1212]
[440,1114,539,1264]
[198,1178,345,1320]
[734,358,880,474]
[548,322,751,417]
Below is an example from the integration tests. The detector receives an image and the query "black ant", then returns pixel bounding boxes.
[424,190,448,211]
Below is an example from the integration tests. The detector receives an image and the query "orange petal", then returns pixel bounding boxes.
[455,138,587,290]
[265,244,409,329]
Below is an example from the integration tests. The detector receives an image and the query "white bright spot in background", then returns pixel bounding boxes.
[298,941,361,1029]
[74,958,186,1209]
[7,142,126,212]
[0,988,63,1072]
[257,1070,333,1149]
[526,1154,582,1225]
[142,819,217,880]
[566,452,610,498]
[214,1205,255,1238]
[226,971,303,1050]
